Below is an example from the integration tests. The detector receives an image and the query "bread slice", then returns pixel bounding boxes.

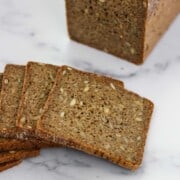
[0,149,39,164]
[17,62,59,138]
[0,65,26,138]
[0,72,40,151]
[0,65,50,149]
[35,66,153,170]
[0,160,22,172]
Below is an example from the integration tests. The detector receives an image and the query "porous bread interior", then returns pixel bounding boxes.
[38,66,153,168]
[17,62,58,132]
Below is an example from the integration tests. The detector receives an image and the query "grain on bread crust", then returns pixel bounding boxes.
[17,62,58,138]
[0,149,40,164]
[0,160,22,172]
[36,66,152,170]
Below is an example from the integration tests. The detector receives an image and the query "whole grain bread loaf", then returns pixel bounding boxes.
[36,66,153,170]
[17,62,58,138]
[0,149,39,164]
[0,160,22,172]
[66,0,180,64]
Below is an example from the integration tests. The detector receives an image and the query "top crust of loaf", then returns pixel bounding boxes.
[36,66,153,170]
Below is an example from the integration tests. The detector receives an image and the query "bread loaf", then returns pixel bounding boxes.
[66,0,180,64]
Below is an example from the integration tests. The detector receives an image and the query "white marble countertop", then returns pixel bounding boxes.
[0,0,180,179]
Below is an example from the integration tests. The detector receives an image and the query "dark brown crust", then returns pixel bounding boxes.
[0,149,40,164]
[36,66,153,170]
[0,160,22,172]
[0,139,41,151]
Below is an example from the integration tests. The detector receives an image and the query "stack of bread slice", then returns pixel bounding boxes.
[0,62,153,171]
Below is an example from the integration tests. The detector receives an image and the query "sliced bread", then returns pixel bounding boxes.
[0,65,26,138]
[0,72,40,151]
[0,160,22,172]
[0,65,50,148]
[35,66,152,170]
[17,62,58,138]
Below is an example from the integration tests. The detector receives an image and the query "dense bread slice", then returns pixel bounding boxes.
[0,65,50,148]
[0,65,26,138]
[0,149,39,164]
[0,160,22,172]
[66,0,179,64]
[35,66,152,170]
[0,72,39,150]
[17,62,58,138]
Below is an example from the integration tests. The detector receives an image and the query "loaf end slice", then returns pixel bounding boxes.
[0,149,40,164]
[36,66,152,170]
[0,160,22,172]
[17,62,59,138]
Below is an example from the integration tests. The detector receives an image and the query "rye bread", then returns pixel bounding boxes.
[65,0,179,64]
[0,72,39,151]
[17,62,58,138]
[0,160,22,172]
[35,66,153,170]
[0,65,49,148]
[0,65,27,138]
[0,149,39,164]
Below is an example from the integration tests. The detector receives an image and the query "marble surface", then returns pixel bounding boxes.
[0,0,180,179]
